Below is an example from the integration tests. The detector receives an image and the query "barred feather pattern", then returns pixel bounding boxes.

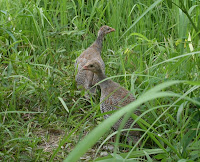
[100,80,141,143]
[75,53,105,93]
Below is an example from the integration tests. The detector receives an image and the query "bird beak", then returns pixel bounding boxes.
[82,66,88,70]
[110,28,115,32]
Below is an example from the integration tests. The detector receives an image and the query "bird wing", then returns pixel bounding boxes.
[75,47,103,91]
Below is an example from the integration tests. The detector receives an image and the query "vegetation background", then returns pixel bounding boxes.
[0,0,199,161]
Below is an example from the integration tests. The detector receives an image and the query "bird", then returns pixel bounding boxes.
[82,60,141,144]
[75,25,115,98]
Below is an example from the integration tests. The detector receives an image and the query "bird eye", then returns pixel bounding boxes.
[90,64,94,67]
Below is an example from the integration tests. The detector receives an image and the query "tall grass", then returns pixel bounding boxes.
[0,0,199,161]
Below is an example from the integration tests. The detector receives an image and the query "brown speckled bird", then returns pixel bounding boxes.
[75,25,115,97]
[83,60,141,143]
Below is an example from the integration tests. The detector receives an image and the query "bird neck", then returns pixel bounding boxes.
[97,72,111,88]
[97,71,106,81]
[92,32,105,51]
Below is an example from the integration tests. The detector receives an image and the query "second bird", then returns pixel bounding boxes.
[75,25,115,97]
[83,60,141,144]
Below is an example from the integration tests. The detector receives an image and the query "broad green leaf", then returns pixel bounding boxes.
[177,101,187,123]
[58,97,69,113]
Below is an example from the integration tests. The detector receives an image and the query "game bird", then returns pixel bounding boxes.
[75,25,115,98]
[83,60,141,143]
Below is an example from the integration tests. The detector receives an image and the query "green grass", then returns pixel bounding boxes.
[0,0,200,161]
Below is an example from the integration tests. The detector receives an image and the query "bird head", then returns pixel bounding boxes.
[98,25,115,37]
[82,60,102,74]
